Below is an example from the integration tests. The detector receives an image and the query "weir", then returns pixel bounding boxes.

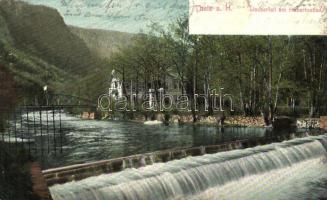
[43,136,291,186]
[49,135,327,200]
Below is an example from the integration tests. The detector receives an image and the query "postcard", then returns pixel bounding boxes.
[0,1,326,200]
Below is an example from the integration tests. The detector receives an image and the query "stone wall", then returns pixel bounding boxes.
[297,118,320,129]
[320,116,327,130]
[81,112,96,120]
[169,115,265,127]
[225,116,265,127]
[30,162,53,200]
[101,112,324,129]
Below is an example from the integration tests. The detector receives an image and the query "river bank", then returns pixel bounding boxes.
[98,112,322,129]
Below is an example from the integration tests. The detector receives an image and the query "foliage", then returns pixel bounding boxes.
[0,0,104,75]
[69,26,134,59]
[107,18,327,124]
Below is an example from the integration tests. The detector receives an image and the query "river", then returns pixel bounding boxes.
[49,135,327,200]
[17,111,303,169]
[2,111,327,199]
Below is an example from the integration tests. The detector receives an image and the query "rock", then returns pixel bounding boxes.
[82,112,90,119]
[89,112,95,120]
[155,113,165,121]
[273,116,296,130]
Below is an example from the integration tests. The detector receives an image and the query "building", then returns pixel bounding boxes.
[108,69,184,99]
[108,70,123,98]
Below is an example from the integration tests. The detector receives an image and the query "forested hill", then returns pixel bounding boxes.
[0,1,104,74]
[0,1,107,104]
[69,26,134,59]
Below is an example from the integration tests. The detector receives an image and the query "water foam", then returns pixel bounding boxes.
[50,135,327,200]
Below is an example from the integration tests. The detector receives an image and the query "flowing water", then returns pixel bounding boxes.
[3,111,301,169]
[2,111,326,199]
[49,135,327,200]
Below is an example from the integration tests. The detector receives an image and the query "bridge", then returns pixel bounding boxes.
[0,93,100,200]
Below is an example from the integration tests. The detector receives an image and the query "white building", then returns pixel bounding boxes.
[108,70,123,98]
[108,69,184,100]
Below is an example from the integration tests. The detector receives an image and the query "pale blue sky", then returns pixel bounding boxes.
[22,0,187,33]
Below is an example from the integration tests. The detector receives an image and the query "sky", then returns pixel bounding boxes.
[21,0,188,33]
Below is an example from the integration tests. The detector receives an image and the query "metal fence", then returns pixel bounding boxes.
[0,105,96,161]
[0,107,63,159]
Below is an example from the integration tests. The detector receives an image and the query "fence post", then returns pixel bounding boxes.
[52,106,56,155]
[0,110,5,159]
[59,108,62,153]
[7,112,10,150]
[33,108,37,154]
[26,107,31,156]
[46,107,49,154]
[1,113,4,142]
[39,109,43,156]
[20,108,23,146]
[14,109,17,153]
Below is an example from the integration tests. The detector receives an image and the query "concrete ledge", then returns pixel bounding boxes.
[43,138,279,187]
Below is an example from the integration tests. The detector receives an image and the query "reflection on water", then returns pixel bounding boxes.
[40,121,267,169]
[0,112,314,169]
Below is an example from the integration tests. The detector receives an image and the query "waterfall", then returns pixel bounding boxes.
[50,135,327,200]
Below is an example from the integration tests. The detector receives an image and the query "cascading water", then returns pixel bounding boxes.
[50,135,327,200]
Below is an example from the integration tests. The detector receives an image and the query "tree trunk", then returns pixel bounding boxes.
[268,36,274,124]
